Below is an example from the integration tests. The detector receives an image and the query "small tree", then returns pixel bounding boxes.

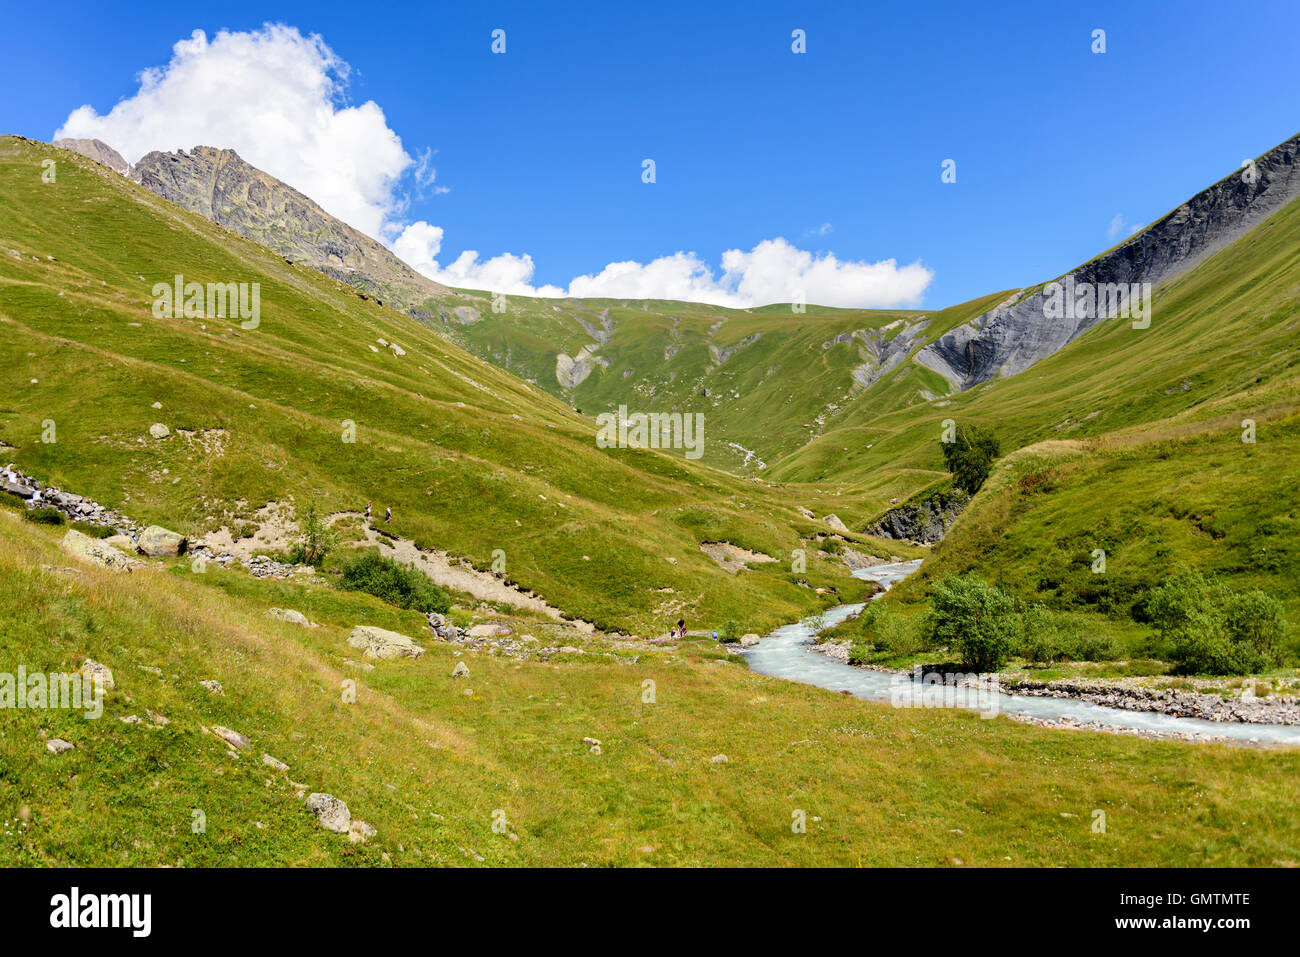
[292,502,336,567]
[941,424,1001,496]
[927,575,1019,672]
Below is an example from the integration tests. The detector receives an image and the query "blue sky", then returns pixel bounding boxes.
[3,0,1298,308]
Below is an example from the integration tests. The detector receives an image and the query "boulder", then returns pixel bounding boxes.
[467,622,512,638]
[709,754,729,764]
[267,607,311,627]
[306,793,351,833]
[451,661,470,678]
[823,514,850,533]
[60,529,141,572]
[199,679,224,696]
[212,726,250,751]
[740,633,761,648]
[347,625,426,660]
[137,525,186,557]
[46,738,75,755]
[79,658,115,691]
[262,754,289,773]
[148,423,170,439]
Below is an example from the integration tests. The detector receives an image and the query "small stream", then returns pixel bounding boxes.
[743,560,1300,746]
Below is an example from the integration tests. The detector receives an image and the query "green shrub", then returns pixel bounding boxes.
[1017,604,1077,664]
[1144,566,1288,674]
[855,602,927,658]
[1016,606,1122,664]
[24,507,65,526]
[940,425,1001,496]
[926,575,1019,672]
[339,551,450,615]
[719,619,741,643]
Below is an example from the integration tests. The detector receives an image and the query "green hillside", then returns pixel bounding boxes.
[0,135,902,636]
[4,134,1300,868]
[5,502,1300,867]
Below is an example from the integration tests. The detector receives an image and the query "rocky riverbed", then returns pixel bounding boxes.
[812,640,1300,727]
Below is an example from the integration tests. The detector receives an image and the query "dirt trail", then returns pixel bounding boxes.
[334,512,593,632]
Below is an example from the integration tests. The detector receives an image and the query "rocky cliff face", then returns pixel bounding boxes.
[127,146,449,313]
[870,489,970,543]
[917,133,1300,390]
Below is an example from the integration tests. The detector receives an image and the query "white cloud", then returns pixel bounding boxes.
[58,23,933,310]
[392,221,564,296]
[1108,212,1144,241]
[393,226,931,307]
[55,23,421,239]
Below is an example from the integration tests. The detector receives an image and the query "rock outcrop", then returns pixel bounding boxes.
[871,490,970,543]
[347,625,426,660]
[60,529,142,572]
[129,146,451,315]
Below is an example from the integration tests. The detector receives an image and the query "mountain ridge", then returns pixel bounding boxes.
[54,138,453,314]
[916,132,1300,390]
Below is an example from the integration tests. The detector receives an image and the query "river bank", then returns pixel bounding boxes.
[813,640,1300,727]
[743,560,1300,747]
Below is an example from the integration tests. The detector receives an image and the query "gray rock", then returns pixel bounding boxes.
[739,633,760,648]
[267,607,311,627]
[823,514,849,533]
[148,423,170,439]
[199,679,224,696]
[79,658,115,691]
[347,625,426,660]
[137,525,186,557]
[61,529,142,572]
[452,661,470,678]
[212,726,250,751]
[262,754,289,772]
[46,738,75,755]
[306,793,351,834]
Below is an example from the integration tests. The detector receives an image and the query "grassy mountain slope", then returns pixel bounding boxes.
[430,291,928,473]
[769,192,1300,517]
[4,508,1298,866]
[0,135,904,635]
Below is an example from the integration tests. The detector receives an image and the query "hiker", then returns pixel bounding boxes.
[365,502,371,521]
[385,506,392,523]
[677,618,685,639]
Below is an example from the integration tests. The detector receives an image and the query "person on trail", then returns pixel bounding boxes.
[677,618,685,639]
[711,630,719,641]
[365,502,372,521]
[385,506,392,523]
